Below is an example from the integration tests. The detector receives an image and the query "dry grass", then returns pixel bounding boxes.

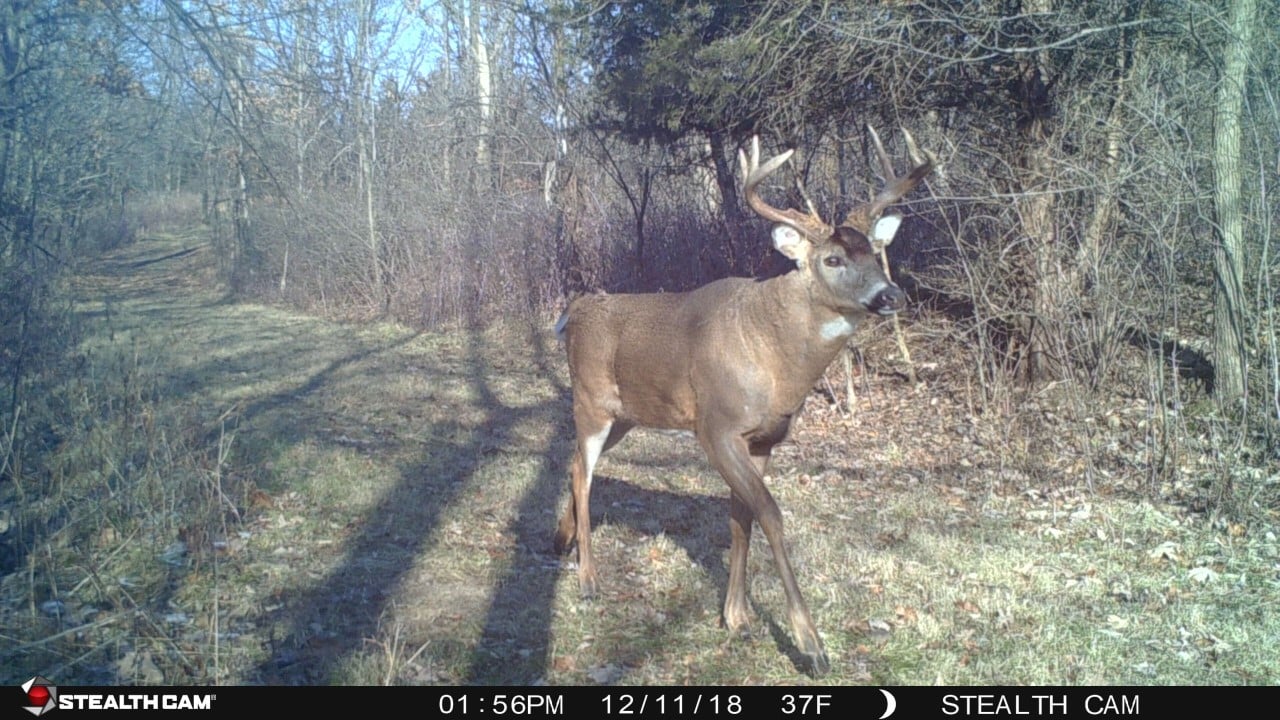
[1,230,1277,686]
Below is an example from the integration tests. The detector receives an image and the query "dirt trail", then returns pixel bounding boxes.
[70,233,601,683]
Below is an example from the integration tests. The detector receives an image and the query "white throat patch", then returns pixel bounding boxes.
[820,316,855,341]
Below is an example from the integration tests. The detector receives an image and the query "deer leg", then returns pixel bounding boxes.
[723,449,769,634]
[702,431,829,677]
[553,420,618,598]
[724,490,753,633]
[554,450,586,554]
[554,422,631,553]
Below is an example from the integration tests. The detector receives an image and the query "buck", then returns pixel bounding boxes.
[553,128,934,676]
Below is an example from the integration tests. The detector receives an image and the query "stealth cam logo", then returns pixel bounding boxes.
[22,677,57,716]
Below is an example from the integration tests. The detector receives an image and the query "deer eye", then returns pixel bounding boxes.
[823,255,845,268]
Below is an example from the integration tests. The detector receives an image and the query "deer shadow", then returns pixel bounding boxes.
[546,472,824,678]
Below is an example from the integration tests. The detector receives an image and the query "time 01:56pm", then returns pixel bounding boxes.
[437,693,564,715]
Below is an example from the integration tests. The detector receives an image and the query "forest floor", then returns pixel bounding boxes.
[2,230,1278,686]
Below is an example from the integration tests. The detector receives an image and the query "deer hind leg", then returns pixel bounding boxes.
[703,431,829,677]
[554,420,630,598]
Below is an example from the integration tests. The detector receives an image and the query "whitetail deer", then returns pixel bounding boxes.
[553,127,934,676]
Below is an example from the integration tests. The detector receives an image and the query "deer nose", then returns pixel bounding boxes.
[869,283,906,315]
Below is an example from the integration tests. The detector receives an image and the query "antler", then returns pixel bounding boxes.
[739,136,833,239]
[842,126,936,232]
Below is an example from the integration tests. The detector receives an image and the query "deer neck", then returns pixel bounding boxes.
[757,272,859,385]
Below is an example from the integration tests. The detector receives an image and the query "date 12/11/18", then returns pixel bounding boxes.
[600,693,833,715]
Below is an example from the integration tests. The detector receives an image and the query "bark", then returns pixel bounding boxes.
[1018,0,1060,383]
[1211,0,1257,409]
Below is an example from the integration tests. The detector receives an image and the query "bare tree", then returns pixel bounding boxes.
[1211,0,1257,411]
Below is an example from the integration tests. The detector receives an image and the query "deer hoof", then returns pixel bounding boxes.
[807,649,831,677]
[722,606,751,635]
[794,629,829,677]
[721,618,754,639]
[578,572,598,600]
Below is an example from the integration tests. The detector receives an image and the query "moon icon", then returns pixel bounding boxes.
[878,689,897,719]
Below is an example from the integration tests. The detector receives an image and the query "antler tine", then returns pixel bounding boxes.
[867,125,895,185]
[739,136,794,187]
[736,135,755,180]
[900,127,925,167]
[739,135,832,239]
[790,178,820,220]
[735,135,756,179]
[848,125,936,228]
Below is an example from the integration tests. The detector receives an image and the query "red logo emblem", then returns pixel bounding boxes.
[22,677,57,716]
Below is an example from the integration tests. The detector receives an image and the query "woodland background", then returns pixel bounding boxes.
[1,0,1278,685]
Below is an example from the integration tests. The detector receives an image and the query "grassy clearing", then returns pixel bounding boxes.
[1,230,1277,686]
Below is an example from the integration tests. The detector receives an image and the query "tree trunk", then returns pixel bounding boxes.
[1020,105,1058,383]
[708,129,746,268]
[694,138,721,218]
[1017,0,1060,383]
[234,53,252,281]
[1211,0,1256,410]
[1075,19,1138,296]
[468,0,492,184]
[354,0,382,307]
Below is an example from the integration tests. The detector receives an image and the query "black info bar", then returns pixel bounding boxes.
[19,685,1265,718]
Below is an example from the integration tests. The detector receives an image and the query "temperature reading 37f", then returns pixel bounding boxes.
[781,695,831,715]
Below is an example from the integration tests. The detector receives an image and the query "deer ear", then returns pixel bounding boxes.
[870,214,902,250]
[772,225,811,263]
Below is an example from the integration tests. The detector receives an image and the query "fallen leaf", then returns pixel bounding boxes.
[1148,541,1180,562]
[1188,566,1218,583]
[867,618,893,639]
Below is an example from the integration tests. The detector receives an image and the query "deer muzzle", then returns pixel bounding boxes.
[867,283,907,316]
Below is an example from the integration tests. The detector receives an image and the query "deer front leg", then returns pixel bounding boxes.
[724,490,752,634]
[723,447,771,634]
[702,431,829,677]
